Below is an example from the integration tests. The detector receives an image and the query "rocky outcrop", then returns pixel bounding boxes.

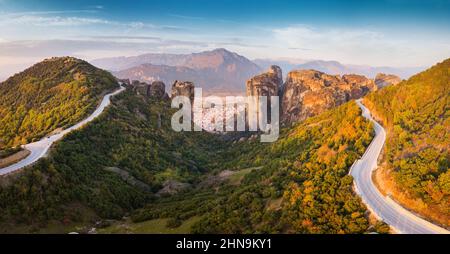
[147,81,166,99]
[246,65,283,98]
[374,73,401,88]
[245,67,376,125]
[131,80,143,87]
[281,70,345,124]
[281,70,376,124]
[117,78,130,86]
[245,66,283,126]
[131,80,168,99]
[171,80,195,101]
[130,80,146,95]
[342,74,376,98]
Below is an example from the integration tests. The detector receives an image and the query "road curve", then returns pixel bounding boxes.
[0,85,125,176]
[351,99,449,234]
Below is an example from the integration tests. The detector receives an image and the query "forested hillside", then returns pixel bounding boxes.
[0,57,118,150]
[0,89,225,233]
[0,84,387,233]
[131,102,384,233]
[364,58,450,227]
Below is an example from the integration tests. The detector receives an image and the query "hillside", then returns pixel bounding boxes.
[0,57,118,150]
[131,101,385,233]
[0,88,226,233]
[364,58,450,227]
[92,48,262,94]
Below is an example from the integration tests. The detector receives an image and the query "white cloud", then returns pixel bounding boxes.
[0,12,191,44]
[0,12,448,70]
[273,25,384,47]
[0,37,211,79]
[89,5,104,10]
[3,10,99,16]
[168,14,205,20]
[271,24,450,67]
[1,15,112,26]
[0,13,187,32]
[0,38,208,59]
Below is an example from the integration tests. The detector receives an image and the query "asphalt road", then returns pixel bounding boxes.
[351,99,449,234]
[0,85,125,176]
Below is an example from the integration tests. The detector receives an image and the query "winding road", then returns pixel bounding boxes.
[351,99,449,234]
[0,85,125,176]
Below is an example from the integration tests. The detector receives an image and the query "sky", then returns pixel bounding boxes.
[1,0,450,79]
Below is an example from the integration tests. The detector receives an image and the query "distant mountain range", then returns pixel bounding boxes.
[253,59,424,79]
[91,48,262,95]
[91,48,424,95]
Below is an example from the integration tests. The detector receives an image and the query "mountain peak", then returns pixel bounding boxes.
[199,48,240,59]
[105,48,261,94]
[43,56,79,61]
[209,48,236,55]
[211,48,230,53]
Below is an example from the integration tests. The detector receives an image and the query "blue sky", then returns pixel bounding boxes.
[1,0,450,78]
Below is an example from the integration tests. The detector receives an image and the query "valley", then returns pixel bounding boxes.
[0,84,382,233]
[1,6,450,254]
[0,51,448,235]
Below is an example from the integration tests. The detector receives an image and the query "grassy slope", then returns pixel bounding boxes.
[98,216,201,234]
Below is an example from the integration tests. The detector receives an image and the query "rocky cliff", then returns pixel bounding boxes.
[246,65,283,98]
[171,80,195,101]
[342,74,376,96]
[148,81,167,99]
[374,73,402,88]
[131,80,168,100]
[281,70,376,124]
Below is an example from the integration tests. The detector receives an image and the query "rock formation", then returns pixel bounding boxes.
[246,65,283,98]
[147,81,166,99]
[245,65,283,127]
[131,80,142,86]
[341,74,376,98]
[130,80,168,100]
[117,78,130,86]
[171,80,195,101]
[281,70,376,124]
[374,73,401,88]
